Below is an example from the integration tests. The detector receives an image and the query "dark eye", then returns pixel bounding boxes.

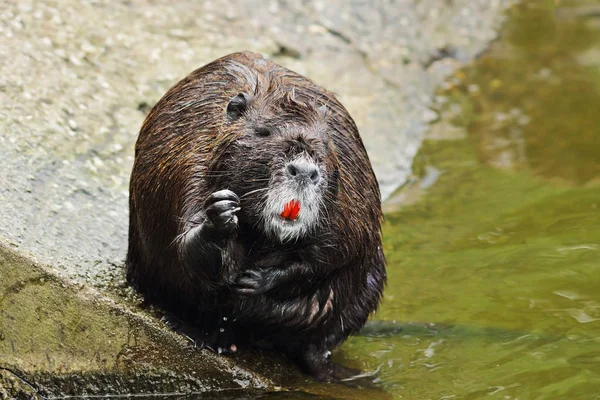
[255,128,270,137]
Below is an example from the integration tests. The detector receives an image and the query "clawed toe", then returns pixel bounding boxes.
[232,269,265,297]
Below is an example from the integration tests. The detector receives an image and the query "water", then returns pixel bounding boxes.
[334,1,600,399]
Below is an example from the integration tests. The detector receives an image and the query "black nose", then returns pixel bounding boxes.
[286,160,321,185]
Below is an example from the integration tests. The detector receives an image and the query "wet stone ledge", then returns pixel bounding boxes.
[0,243,271,398]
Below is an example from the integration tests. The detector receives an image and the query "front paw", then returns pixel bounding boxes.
[232,269,268,298]
[204,189,240,236]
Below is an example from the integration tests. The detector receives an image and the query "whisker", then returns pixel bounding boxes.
[240,187,270,198]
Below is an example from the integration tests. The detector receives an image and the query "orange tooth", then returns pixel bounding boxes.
[281,200,301,220]
[289,200,300,220]
[281,201,292,219]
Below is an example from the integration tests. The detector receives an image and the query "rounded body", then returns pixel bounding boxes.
[127,51,386,379]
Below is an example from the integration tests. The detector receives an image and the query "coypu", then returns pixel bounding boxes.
[126,51,386,380]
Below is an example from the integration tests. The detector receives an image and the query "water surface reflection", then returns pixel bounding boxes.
[341,2,600,398]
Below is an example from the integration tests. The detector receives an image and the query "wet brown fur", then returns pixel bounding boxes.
[127,51,386,380]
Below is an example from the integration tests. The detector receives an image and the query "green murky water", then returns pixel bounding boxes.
[337,1,600,399]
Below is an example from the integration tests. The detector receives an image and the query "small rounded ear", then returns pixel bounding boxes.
[227,93,250,120]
